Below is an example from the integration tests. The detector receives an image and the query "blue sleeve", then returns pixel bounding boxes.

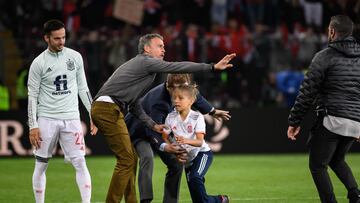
[128,99,156,129]
[192,93,213,114]
[144,101,171,149]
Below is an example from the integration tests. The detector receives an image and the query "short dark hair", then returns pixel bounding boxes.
[166,74,193,89]
[329,15,354,38]
[138,33,163,54]
[43,19,65,36]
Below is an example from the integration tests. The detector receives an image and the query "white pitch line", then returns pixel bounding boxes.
[69,196,348,203]
[150,196,348,202]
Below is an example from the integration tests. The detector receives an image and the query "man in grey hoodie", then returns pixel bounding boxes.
[91,33,236,203]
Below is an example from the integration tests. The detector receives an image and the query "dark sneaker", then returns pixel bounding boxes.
[349,195,360,203]
[219,195,229,203]
[348,189,360,203]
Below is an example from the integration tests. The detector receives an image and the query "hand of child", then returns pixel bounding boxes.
[164,143,186,154]
[175,136,185,144]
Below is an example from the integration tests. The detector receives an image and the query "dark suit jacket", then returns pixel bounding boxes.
[125,83,213,150]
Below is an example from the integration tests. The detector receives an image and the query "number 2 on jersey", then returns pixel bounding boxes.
[75,132,84,145]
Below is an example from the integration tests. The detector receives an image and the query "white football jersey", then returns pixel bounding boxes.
[28,47,92,129]
[164,109,210,162]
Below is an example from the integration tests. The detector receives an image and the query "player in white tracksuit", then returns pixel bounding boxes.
[27,19,97,203]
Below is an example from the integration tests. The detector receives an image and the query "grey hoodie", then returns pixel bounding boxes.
[95,54,213,128]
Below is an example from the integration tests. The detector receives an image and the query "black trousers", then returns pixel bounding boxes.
[308,120,359,203]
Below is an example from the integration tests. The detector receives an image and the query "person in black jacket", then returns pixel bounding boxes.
[125,74,230,203]
[287,15,360,203]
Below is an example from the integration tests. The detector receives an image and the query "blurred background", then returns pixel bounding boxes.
[1,0,360,156]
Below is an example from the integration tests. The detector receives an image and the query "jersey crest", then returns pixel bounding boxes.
[66,59,75,71]
[187,124,193,133]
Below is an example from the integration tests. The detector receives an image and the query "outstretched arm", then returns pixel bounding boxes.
[213,53,237,70]
[192,91,231,121]
[211,109,231,121]
[146,53,236,73]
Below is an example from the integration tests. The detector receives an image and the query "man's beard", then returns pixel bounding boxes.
[52,46,63,52]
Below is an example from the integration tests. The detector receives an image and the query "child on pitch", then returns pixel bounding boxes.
[162,83,230,203]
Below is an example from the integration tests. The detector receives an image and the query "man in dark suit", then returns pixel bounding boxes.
[125,74,230,203]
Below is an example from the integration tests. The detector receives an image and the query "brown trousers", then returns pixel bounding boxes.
[91,101,137,203]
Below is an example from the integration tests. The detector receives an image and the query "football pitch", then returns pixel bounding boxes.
[1,154,360,203]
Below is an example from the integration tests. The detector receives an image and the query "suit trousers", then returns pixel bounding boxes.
[91,101,137,203]
[308,120,359,203]
[135,139,183,203]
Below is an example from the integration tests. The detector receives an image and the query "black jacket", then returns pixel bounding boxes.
[288,36,360,126]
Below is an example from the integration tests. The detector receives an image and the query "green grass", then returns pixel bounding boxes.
[1,154,360,202]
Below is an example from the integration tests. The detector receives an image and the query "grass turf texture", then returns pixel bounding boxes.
[1,154,360,203]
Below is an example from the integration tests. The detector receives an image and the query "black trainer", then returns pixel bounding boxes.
[349,195,360,203]
[348,189,360,203]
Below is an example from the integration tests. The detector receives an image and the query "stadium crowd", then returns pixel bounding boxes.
[1,0,360,110]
